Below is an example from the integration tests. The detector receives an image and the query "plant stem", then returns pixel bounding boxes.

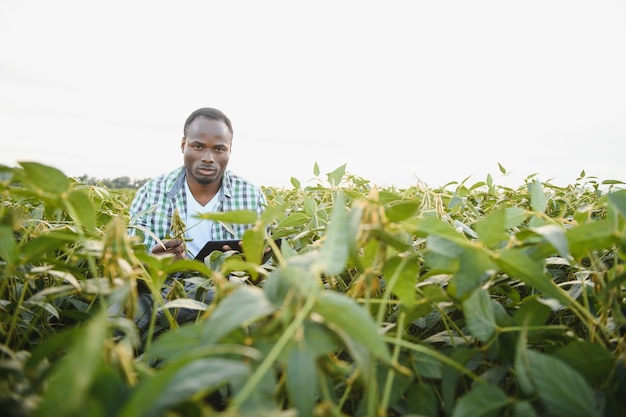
[382,336,486,383]
[380,312,405,413]
[229,293,317,410]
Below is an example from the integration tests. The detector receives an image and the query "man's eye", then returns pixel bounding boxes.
[193,146,203,150]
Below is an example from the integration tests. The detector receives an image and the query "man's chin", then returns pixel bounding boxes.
[195,176,217,185]
[187,168,222,186]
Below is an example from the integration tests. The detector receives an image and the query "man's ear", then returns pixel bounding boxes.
[180,137,186,153]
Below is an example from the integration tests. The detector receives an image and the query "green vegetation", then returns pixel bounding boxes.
[1,161,625,417]
[75,174,150,190]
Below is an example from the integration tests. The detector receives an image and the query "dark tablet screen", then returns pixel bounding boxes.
[194,238,281,263]
[194,240,242,261]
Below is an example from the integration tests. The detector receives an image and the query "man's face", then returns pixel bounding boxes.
[181,117,232,186]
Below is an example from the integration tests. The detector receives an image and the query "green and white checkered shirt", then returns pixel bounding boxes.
[128,166,266,251]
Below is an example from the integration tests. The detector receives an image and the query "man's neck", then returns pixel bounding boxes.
[186,177,221,206]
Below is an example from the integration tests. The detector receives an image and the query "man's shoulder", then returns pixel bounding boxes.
[140,167,185,189]
[224,170,263,191]
[223,171,266,206]
[134,167,185,201]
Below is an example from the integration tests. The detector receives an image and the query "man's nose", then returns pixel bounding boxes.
[201,149,215,162]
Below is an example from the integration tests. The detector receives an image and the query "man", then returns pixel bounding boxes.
[128,107,267,327]
[129,107,266,259]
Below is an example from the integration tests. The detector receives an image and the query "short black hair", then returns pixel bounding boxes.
[183,107,233,138]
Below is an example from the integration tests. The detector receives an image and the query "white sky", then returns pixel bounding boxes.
[1,0,625,189]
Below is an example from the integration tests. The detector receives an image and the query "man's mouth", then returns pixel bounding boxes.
[197,166,216,175]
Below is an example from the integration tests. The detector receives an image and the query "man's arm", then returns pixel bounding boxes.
[129,181,184,258]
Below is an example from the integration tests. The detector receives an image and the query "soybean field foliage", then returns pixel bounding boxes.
[1,161,625,417]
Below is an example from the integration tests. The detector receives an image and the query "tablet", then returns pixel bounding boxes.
[194,238,281,263]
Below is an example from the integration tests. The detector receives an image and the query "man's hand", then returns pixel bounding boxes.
[221,241,242,252]
[152,238,186,259]
[221,241,271,256]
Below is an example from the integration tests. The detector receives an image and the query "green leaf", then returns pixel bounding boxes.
[368,228,412,251]
[602,179,626,185]
[19,161,70,195]
[302,196,318,217]
[514,330,534,396]
[201,286,275,339]
[290,176,301,189]
[22,230,80,263]
[264,264,322,305]
[511,401,538,417]
[416,216,465,241]
[313,162,320,176]
[150,287,276,358]
[452,384,509,417]
[496,248,570,305]
[406,382,439,416]
[424,234,464,273]
[241,226,266,271]
[196,209,259,224]
[314,291,390,363]
[475,208,508,248]
[0,225,18,267]
[504,207,528,228]
[529,179,547,214]
[314,192,349,275]
[327,163,347,186]
[119,358,249,417]
[454,219,478,239]
[302,321,341,357]
[229,354,278,414]
[285,343,318,417]
[554,341,614,387]
[382,256,417,306]
[27,300,60,320]
[410,350,443,379]
[442,347,480,416]
[259,203,287,225]
[462,288,497,343]
[27,320,87,370]
[526,350,599,417]
[566,221,617,257]
[65,188,96,234]
[279,237,298,259]
[84,362,129,417]
[530,225,570,260]
[277,212,310,228]
[426,233,466,258]
[35,309,109,417]
[385,200,421,222]
[158,298,209,312]
[607,190,626,219]
[451,247,495,297]
[513,298,551,326]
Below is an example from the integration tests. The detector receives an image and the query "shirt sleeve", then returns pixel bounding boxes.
[128,183,161,250]
[128,187,147,245]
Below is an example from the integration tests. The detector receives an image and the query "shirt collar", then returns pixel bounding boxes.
[222,170,233,198]
[167,166,186,200]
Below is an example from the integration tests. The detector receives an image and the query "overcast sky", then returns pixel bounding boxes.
[1,0,625,189]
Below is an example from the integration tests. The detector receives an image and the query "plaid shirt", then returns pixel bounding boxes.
[128,166,266,251]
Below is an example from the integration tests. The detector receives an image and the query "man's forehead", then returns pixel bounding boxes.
[187,119,231,137]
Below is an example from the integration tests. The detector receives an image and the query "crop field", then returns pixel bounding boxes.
[1,162,625,417]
